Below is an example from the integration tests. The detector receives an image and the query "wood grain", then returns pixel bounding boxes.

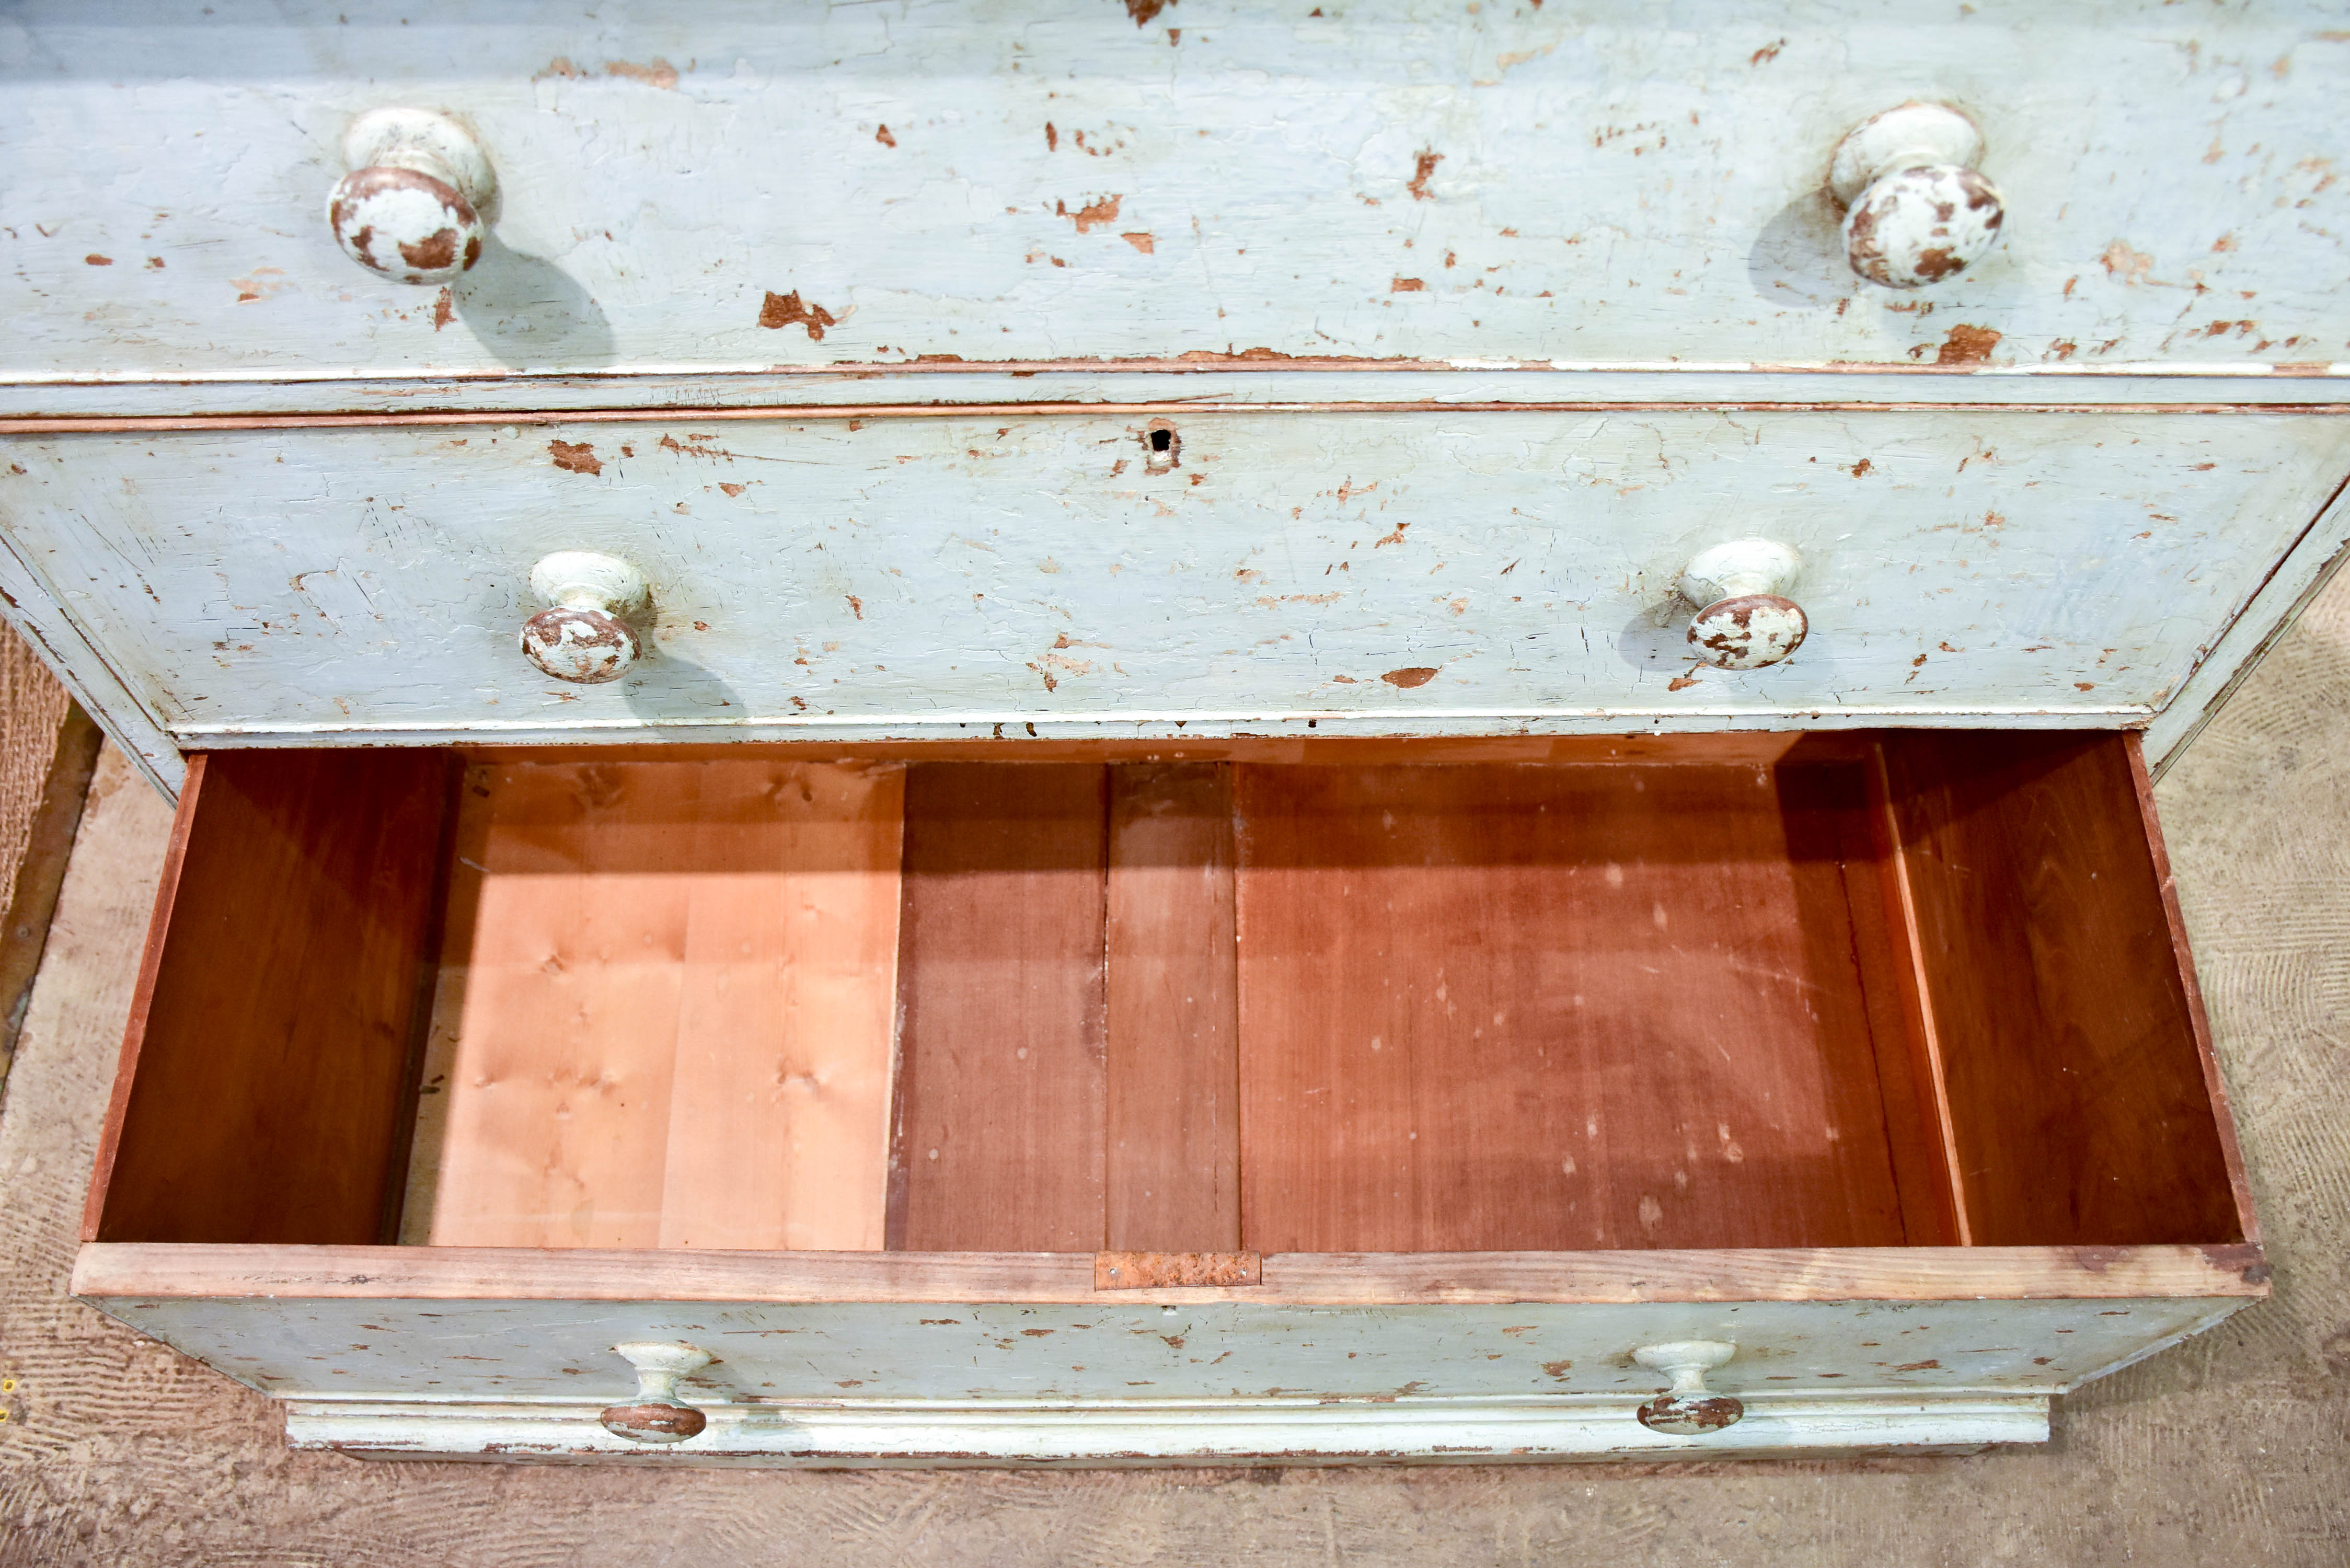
[469,734,1817,772]
[406,759,904,1251]
[2126,734,2262,1247]
[1847,744,1967,1246]
[1881,732,2243,1246]
[1104,764,1240,1252]
[87,750,455,1244]
[888,764,1109,1252]
[1234,762,1909,1253]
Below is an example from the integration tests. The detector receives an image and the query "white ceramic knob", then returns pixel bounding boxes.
[1680,540,1806,670]
[601,1341,712,1444]
[327,108,496,284]
[1829,103,2004,290]
[1633,1340,1743,1435]
[520,550,648,684]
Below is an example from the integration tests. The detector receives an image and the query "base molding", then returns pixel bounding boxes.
[287,1391,2051,1466]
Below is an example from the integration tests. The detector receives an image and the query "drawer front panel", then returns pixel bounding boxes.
[90,1291,2237,1406]
[3,1,2345,384]
[5,411,2344,743]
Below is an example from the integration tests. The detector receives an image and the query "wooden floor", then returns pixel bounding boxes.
[4,575,2350,1563]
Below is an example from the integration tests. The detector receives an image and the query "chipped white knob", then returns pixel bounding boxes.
[521,550,648,684]
[601,1341,712,1444]
[1633,1340,1743,1435]
[328,108,496,284]
[1829,103,2004,290]
[1681,539,1807,670]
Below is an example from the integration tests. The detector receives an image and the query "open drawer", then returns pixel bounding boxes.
[71,731,2265,1465]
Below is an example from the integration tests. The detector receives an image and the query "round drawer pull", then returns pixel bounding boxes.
[1633,1340,1743,1435]
[601,1341,713,1444]
[328,108,497,285]
[1680,539,1806,670]
[520,550,649,685]
[1829,102,2003,290]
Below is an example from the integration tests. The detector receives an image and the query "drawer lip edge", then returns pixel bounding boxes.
[71,1241,2270,1308]
[277,1390,2055,1463]
[4,362,2348,429]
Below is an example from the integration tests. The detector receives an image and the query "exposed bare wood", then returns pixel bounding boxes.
[1233,760,1910,1253]
[463,735,1820,770]
[87,750,455,1244]
[2125,734,2262,1247]
[1093,1251,1260,1289]
[1880,733,2242,1247]
[1104,764,1240,1252]
[888,764,1109,1252]
[405,759,904,1251]
[1863,742,1971,1245]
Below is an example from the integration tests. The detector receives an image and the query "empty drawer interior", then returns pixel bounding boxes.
[87,733,2249,1255]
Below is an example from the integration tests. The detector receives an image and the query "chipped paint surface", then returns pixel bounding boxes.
[7,368,2348,425]
[88,1289,2243,1404]
[282,1390,2049,1462]
[2,3,2346,380]
[1,409,2342,746]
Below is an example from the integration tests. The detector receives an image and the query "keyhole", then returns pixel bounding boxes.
[1142,419,1181,475]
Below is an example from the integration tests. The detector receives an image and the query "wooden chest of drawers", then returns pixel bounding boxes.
[5,0,2336,1463]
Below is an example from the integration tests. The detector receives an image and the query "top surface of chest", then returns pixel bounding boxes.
[3,0,2346,399]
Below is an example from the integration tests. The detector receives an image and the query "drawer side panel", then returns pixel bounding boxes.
[88,750,456,1244]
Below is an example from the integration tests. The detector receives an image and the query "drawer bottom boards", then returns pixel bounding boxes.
[71,732,2264,1464]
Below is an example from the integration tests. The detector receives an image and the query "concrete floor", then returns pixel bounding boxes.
[1,583,2346,1564]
